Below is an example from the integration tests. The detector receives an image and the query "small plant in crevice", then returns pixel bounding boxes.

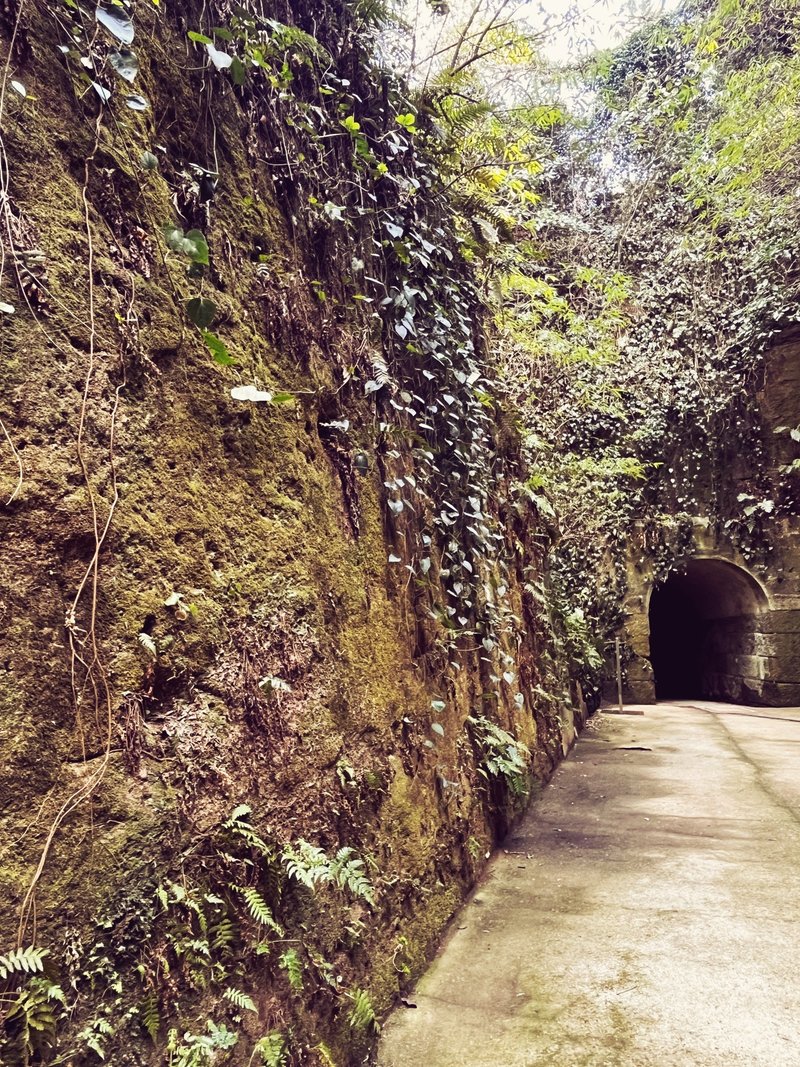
[467,715,531,801]
[345,987,377,1032]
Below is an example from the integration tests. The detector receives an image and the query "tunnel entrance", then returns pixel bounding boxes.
[648,558,769,703]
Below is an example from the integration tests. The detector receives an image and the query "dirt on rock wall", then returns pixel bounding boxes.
[0,2,578,1063]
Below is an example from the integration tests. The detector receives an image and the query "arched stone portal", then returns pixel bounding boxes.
[649,558,770,704]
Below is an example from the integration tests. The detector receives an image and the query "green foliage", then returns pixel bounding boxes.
[140,991,160,1042]
[345,988,376,1032]
[252,1032,287,1067]
[221,805,274,858]
[167,1020,238,1067]
[186,297,216,330]
[0,947,48,982]
[80,1017,115,1059]
[278,949,304,992]
[468,716,530,798]
[163,224,209,265]
[223,987,257,1013]
[282,841,375,906]
[233,887,284,935]
[1,977,66,1065]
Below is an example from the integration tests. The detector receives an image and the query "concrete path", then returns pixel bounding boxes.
[377,702,800,1067]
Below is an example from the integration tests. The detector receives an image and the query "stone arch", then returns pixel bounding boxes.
[648,557,771,704]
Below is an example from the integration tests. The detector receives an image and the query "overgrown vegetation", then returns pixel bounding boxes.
[447,0,800,696]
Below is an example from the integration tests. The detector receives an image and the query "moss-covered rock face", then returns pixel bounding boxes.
[0,1,577,1062]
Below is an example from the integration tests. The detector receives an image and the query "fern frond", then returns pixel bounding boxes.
[223,986,257,1013]
[329,849,376,906]
[233,886,284,935]
[0,946,48,982]
[137,631,157,658]
[222,806,273,857]
[140,992,160,1042]
[282,840,329,889]
[314,1042,338,1067]
[211,916,238,952]
[253,1031,287,1067]
[370,353,394,390]
[225,803,252,823]
[278,949,304,992]
[346,988,376,1032]
[3,979,63,1062]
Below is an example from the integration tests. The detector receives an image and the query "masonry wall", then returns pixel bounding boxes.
[617,328,800,708]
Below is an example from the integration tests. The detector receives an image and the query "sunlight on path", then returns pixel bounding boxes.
[378,703,800,1067]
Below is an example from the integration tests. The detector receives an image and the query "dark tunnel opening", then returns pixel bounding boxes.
[648,559,769,703]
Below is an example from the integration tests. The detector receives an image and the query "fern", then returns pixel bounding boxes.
[314,1043,337,1067]
[346,988,376,1032]
[328,849,376,906]
[282,841,329,890]
[222,806,273,858]
[210,916,237,953]
[223,987,257,1013]
[140,992,160,1042]
[2,978,64,1064]
[233,886,284,935]
[278,949,303,992]
[77,1017,114,1060]
[0,946,48,981]
[282,841,375,904]
[137,631,157,658]
[253,1031,287,1067]
[370,353,394,390]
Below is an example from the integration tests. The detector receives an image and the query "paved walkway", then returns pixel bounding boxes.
[377,702,800,1067]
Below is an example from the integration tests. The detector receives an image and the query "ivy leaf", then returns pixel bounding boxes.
[230,385,273,402]
[108,49,138,82]
[187,30,213,44]
[125,93,149,111]
[186,296,216,328]
[229,56,247,86]
[164,225,209,265]
[431,722,445,737]
[91,81,111,104]
[202,330,235,366]
[183,229,209,265]
[206,43,233,70]
[95,4,134,45]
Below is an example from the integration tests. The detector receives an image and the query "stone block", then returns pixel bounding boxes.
[756,609,800,635]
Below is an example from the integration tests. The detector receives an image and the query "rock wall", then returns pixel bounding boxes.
[0,2,578,1063]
